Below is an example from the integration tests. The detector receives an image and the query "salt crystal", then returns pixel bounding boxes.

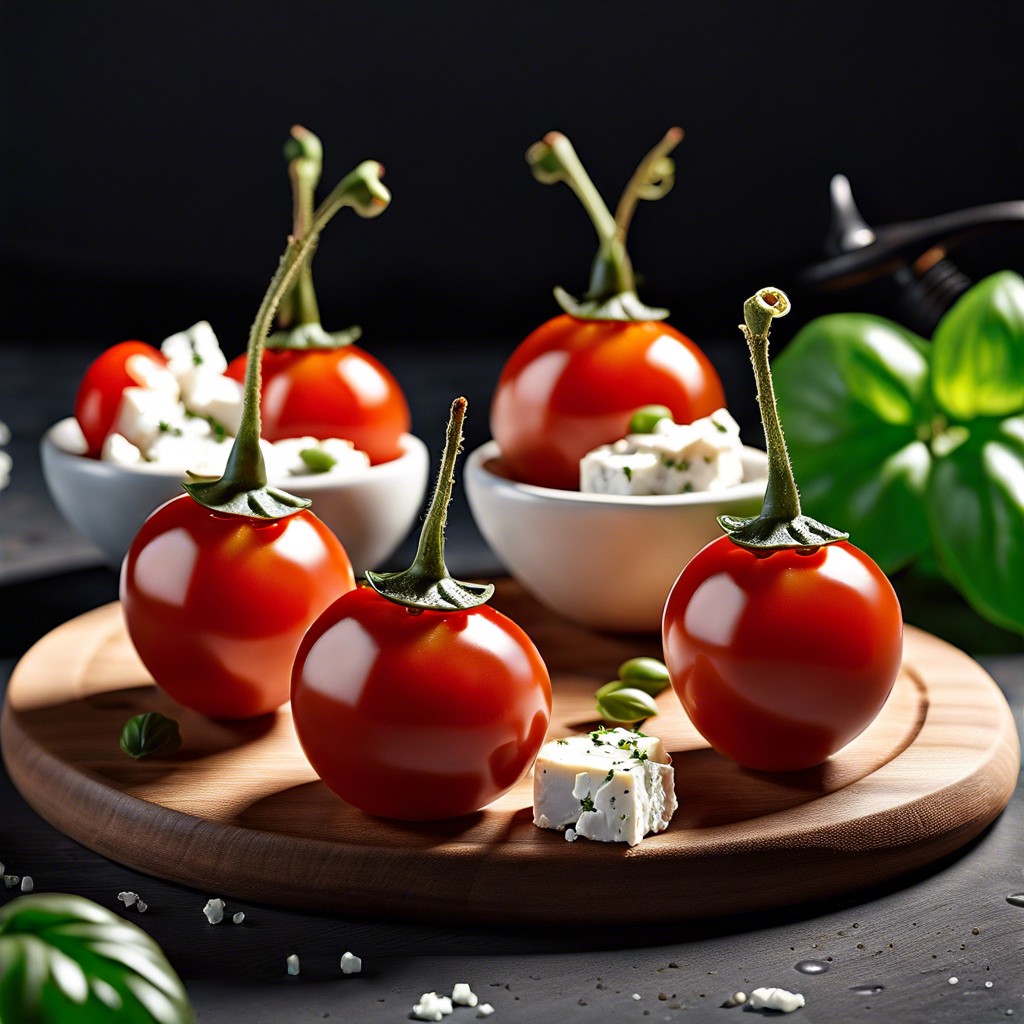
[118,891,138,907]
[632,993,642,1000]
[452,983,478,1006]
[233,912,245,924]
[476,1006,495,1018]
[3,875,20,888]
[749,988,805,1013]
[287,954,300,976]
[203,898,225,924]
[135,900,147,913]
[20,876,33,893]
[340,951,361,974]
[949,977,959,986]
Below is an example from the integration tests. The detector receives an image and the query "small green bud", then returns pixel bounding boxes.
[120,712,182,760]
[299,447,337,473]
[617,656,671,696]
[596,687,658,724]
[628,405,673,435]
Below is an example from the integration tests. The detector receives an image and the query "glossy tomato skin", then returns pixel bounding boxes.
[291,586,552,820]
[491,314,725,489]
[74,341,168,458]
[662,537,903,772]
[121,494,356,719]
[225,347,410,465]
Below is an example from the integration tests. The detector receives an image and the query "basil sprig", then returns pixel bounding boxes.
[0,893,195,1023]
[773,270,1024,634]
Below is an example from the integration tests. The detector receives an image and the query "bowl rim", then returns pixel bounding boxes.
[466,440,768,508]
[43,417,428,490]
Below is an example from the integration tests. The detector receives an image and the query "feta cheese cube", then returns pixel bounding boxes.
[161,321,228,379]
[340,951,362,974]
[452,983,478,1007]
[533,727,677,846]
[179,373,244,439]
[101,434,143,466]
[412,992,453,1020]
[112,387,188,452]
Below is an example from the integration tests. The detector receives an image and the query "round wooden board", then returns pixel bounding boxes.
[2,581,1019,925]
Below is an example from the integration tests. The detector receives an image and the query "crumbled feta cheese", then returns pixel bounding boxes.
[476,1006,494,1019]
[179,373,244,438]
[117,891,138,907]
[203,898,225,924]
[233,912,245,924]
[452,983,478,1007]
[564,828,578,843]
[412,992,453,1020]
[340,951,362,974]
[267,436,370,478]
[534,727,677,846]
[101,433,144,466]
[125,354,180,399]
[19,876,33,893]
[112,387,187,452]
[135,900,147,913]
[161,321,228,378]
[580,407,744,495]
[748,987,805,1012]
[287,954,300,976]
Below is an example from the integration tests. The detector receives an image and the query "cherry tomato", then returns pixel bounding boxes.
[225,347,410,465]
[491,315,725,489]
[122,494,356,719]
[74,341,168,458]
[662,537,903,772]
[291,586,552,820]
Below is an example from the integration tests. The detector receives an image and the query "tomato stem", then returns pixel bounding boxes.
[717,288,849,551]
[278,125,323,330]
[183,159,391,519]
[365,398,494,611]
[526,129,682,322]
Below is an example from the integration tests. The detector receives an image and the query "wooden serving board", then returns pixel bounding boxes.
[2,581,1019,925]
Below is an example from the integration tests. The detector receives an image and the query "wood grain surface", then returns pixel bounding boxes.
[2,580,1019,925]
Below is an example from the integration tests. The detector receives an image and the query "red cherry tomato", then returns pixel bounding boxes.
[225,347,410,465]
[74,341,168,458]
[291,586,552,820]
[122,494,356,719]
[491,315,725,490]
[662,537,903,772]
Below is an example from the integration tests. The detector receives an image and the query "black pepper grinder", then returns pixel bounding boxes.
[799,174,1024,337]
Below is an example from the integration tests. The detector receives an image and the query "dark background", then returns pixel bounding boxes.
[2,0,1023,363]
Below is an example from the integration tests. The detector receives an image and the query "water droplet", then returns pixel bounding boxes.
[794,959,830,975]
[1005,893,1024,907]
[849,985,885,996]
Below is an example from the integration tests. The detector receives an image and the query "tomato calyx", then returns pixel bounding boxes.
[365,397,494,611]
[267,125,388,353]
[526,128,682,322]
[718,288,849,552]
[184,152,391,519]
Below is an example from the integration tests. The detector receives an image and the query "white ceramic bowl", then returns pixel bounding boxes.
[466,440,769,633]
[41,417,430,574]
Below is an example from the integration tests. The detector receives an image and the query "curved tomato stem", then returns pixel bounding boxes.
[268,127,388,352]
[526,129,682,322]
[365,397,494,611]
[183,160,391,519]
[717,288,849,551]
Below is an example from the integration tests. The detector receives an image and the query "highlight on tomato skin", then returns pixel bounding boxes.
[224,346,410,465]
[121,495,356,720]
[662,536,904,773]
[291,586,553,821]
[491,315,726,490]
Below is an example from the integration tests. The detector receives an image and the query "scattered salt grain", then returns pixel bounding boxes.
[287,954,300,976]
[632,993,642,1001]
[721,992,747,1007]
[340,951,361,975]
[477,1006,495,1018]
[19,876,33,893]
[565,829,578,843]
[748,988,805,1013]
[233,912,245,925]
[3,875,20,888]
[203,898,226,924]
[136,899,148,913]
[948,977,959,986]
[986,982,994,989]
[117,891,138,907]
[452,983,478,1007]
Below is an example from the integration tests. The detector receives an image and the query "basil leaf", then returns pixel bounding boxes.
[0,893,195,1024]
[928,415,1024,633]
[120,713,181,760]
[773,314,933,572]
[932,271,1024,421]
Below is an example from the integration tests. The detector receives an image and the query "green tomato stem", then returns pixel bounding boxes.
[184,160,390,519]
[717,288,849,551]
[527,129,681,322]
[365,398,494,611]
[279,124,323,329]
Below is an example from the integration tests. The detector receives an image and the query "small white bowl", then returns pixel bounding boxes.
[41,417,430,574]
[466,440,769,633]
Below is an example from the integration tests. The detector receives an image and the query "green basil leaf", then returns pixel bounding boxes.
[773,314,933,572]
[0,893,195,1024]
[119,713,181,760]
[932,271,1024,421]
[928,415,1024,633]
